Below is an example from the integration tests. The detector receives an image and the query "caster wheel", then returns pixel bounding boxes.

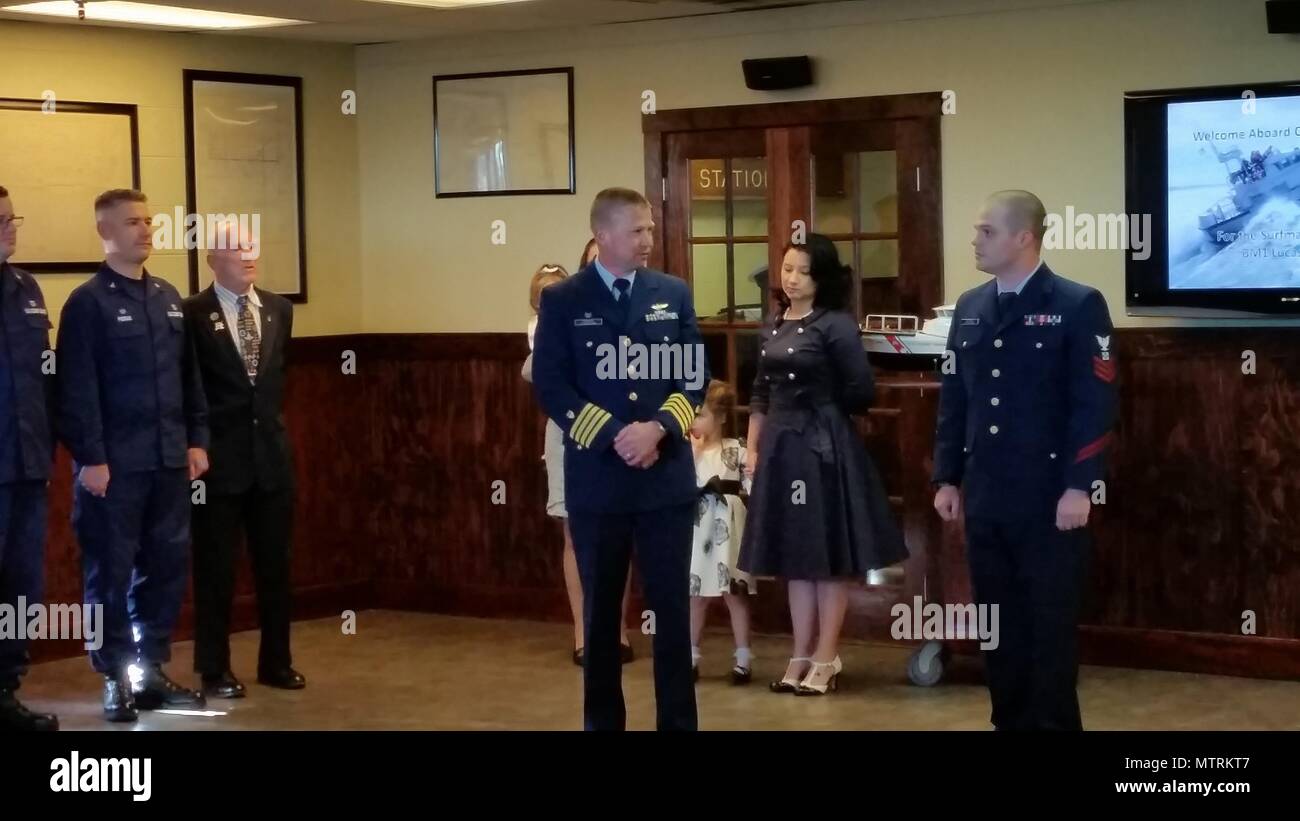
[907,640,945,686]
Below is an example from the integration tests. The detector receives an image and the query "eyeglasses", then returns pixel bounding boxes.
[0,216,25,229]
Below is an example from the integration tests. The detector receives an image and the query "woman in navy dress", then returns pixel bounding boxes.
[738,234,907,695]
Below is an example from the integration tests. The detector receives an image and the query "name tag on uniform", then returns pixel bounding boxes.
[167,310,184,319]
[574,318,603,327]
[1023,314,1062,326]
[22,306,47,316]
[116,314,134,323]
[960,317,980,326]
[645,309,679,322]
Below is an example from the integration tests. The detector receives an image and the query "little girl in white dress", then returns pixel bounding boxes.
[689,380,756,684]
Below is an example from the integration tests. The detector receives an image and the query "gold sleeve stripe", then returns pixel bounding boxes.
[663,393,694,421]
[661,394,694,436]
[571,404,602,443]
[571,404,611,447]
[580,410,612,447]
[665,395,694,432]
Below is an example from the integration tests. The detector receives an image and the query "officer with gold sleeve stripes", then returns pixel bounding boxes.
[532,187,709,731]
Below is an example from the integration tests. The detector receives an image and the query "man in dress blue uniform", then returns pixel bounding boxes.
[57,189,210,722]
[0,186,59,731]
[933,190,1118,731]
[532,187,709,730]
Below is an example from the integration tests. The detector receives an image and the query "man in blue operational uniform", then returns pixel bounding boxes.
[532,187,709,731]
[0,186,59,731]
[933,190,1118,731]
[57,189,210,722]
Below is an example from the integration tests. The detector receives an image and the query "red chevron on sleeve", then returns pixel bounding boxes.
[1093,356,1116,383]
[1074,432,1113,464]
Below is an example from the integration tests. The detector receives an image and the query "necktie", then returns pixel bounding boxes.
[237,295,261,380]
[612,277,631,326]
[997,291,1016,322]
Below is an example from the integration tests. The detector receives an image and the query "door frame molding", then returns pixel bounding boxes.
[643,92,945,313]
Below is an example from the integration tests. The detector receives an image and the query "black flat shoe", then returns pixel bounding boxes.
[620,643,634,664]
[0,690,59,731]
[133,664,206,710]
[572,648,584,667]
[201,671,246,699]
[257,667,306,690]
[730,666,752,686]
[103,672,138,723]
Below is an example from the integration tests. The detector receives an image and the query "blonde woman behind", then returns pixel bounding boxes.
[524,263,634,666]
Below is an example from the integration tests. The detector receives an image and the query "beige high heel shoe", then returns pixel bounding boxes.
[794,656,842,696]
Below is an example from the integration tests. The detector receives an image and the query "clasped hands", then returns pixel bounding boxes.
[613,421,665,468]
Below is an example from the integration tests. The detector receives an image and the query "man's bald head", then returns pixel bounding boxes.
[973,190,1047,277]
[206,217,259,293]
[986,190,1047,244]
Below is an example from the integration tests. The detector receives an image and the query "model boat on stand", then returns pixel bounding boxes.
[861,305,954,370]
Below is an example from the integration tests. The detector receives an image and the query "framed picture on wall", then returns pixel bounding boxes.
[433,67,575,198]
[0,97,140,273]
[184,69,307,302]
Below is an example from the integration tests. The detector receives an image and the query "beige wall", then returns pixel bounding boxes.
[357,0,1300,332]
[0,20,361,336]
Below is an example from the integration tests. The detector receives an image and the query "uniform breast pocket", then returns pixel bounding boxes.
[107,318,150,372]
[954,324,984,373]
[955,324,983,353]
[25,312,52,333]
[574,322,612,358]
[648,316,681,344]
[1027,329,1066,381]
[109,318,147,339]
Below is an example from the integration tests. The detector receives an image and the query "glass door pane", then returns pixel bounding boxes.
[810,122,899,321]
[687,156,769,324]
[667,129,767,326]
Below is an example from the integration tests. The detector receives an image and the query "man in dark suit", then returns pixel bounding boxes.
[933,190,1118,731]
[532,187,709,731]
[184,218,304,698]
[0,185,58,731]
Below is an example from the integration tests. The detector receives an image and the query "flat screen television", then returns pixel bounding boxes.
[1125,80,1300,316]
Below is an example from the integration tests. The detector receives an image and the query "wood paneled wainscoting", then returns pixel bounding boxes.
[33,329,1300,679]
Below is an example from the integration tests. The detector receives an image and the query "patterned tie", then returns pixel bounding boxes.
[237,295,261,380]
[612,277,631,326]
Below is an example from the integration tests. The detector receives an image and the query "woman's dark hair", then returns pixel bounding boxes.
[773,233,852,311]
[578,238,598,271]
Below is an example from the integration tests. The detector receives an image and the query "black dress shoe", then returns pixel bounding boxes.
[200,671,246,699]
[0,689,59,731]
[133,664,206,710]
[103,673,138,723]
[570,647,630,667]
[257,667,306,690]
